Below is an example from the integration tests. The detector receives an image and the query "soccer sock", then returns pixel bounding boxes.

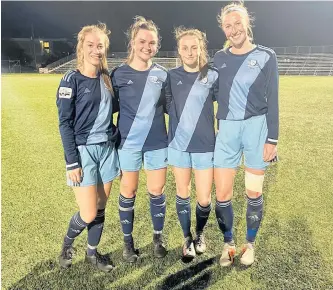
[87,208,105,256]
[149,192,166,235]
[215,200,234,243]
[195,202,212,234]
[63,212,89,246]
[119,194,135,243]
[246,195,264,243]
[176,195,191,238]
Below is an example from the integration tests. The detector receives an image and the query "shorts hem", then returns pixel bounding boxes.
[213,164,239,169]
[244,163,268,170]
[193,165,214,170]
[102,171,121,183]
[120,167,141,172]
[169,163,192,169]
[144,164,168,171]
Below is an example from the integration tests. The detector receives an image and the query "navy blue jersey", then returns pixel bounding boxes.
[213,45,279,145]
[56,70,118,170]
[111,63,168,151]
[167,66,219,153]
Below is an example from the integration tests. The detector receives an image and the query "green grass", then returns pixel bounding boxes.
[2,74,333,290]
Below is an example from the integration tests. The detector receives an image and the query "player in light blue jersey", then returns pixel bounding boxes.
[214,2,279,267]
[111,16,168,263]
[56,24,120,272]
[167,27,218,260]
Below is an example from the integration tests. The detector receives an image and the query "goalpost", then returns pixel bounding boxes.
[1,60,21,73]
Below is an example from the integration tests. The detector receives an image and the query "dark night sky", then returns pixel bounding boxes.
[2,1,333,52]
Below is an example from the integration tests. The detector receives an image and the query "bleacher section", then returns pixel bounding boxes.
[46,46,333,76]
[47,58,179,74]
[276,54,333,76]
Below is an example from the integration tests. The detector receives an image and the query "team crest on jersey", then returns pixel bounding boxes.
[58,87,72,99]
[200,76,208,84]
[149,76,159,83]
[248,59,258,68]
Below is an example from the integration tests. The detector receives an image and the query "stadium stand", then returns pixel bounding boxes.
[45,46,333,76]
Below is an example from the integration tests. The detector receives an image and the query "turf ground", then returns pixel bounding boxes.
[2,74,333,290]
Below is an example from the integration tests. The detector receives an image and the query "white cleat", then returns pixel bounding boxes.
[219,242,236,267]
[194,232,207,254]
[240,243,255,266]
[183,236,196,259]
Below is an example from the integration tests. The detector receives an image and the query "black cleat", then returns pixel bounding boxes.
[85,251,114,272]
[59,244,75,269]
[153,233,167,258]
[123,239,138,263]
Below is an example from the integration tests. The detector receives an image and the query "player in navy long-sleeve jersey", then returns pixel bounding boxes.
[111,16,168,263]
[214,3,279,267]
[166,27,218,260]
[56,24,119,272]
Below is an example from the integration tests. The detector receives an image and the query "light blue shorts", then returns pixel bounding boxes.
[67,141,120,187]
[168,147,214,170]
[214,115,269,170]
[118,147,168,171]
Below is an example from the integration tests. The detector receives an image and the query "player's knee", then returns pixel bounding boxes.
[120,183,138,198]
[97,197,107,209]
[197,192,211,207]
[175,183,190,198]
[148,184,165,195]
[245,171,264,198]
[215,186,233,201]
[80,209,97,224]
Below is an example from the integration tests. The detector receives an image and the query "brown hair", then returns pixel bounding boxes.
[174,26,209,80]
[76,23,113,93]
[126,16,161,63]
[217,1,255,50]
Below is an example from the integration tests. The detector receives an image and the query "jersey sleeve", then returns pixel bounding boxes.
[265,52,279,145]
[110,69,120,113]
[210,67,219,102]
[56,74,80,170]
[163,73,172,114]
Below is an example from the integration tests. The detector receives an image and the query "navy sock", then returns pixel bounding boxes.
[64,212,89,246]
[215,200,234,243]
[176,195,191,238]
[119,194,135,243]
[195,202,211,234]
[246,195,264,243]
[149,192,166,234]
[87,208,105,256]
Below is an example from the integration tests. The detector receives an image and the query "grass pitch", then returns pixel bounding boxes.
[2,74,333,289]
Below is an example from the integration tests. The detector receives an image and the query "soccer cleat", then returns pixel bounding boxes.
[194,232,207,254]
[123,239,138,263]
[59,244,75,269]
[85,251,114,272]
[219,242,236,267]
[182,236,196,259]
[240,242,255,266]
[153,233,167,258]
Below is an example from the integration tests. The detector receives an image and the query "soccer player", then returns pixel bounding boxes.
[111,16,168,263]
[56,23,119,272]
[213,2,279,267]
[167,27,218,259]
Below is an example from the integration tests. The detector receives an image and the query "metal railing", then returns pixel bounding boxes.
[45,45,333,76]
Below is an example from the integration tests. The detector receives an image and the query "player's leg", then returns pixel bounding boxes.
[145,147,168,258]
[118,149,142,263]
[59,145,99,269]
[85,143,120,271]
[168,147,195,259]
[241,114,269,266]
[192,152,214,254]
[214,119,242,267]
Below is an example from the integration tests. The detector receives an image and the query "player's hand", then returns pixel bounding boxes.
[263,143,277,162]
[67,168,83,184]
